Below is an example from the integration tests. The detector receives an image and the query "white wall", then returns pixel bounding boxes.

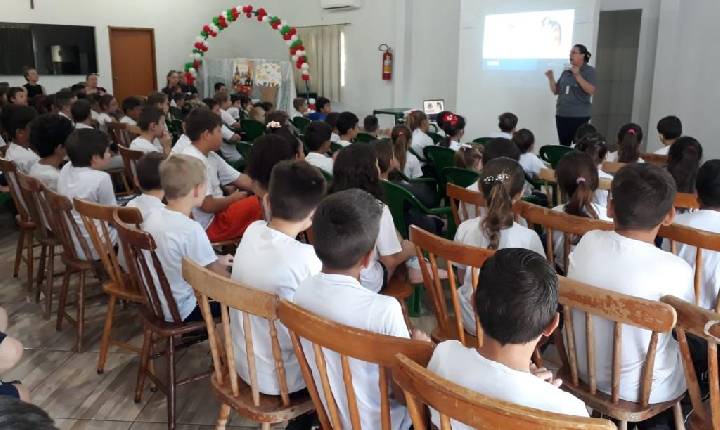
[456,0,600,146]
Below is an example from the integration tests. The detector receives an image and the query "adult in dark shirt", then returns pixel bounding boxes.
[162,70,182,95]
[22,67,44,99]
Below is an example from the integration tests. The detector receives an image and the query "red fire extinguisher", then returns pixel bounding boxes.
[379,44,393,81]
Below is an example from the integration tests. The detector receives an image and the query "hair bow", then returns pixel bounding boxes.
[267,121,282,129]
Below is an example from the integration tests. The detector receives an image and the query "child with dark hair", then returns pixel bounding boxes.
[130,106,171,155]
[215,91,239,129]
[304,121,334,174]
[667,136,703,194]
[227,93,244,121]
[391,125,422,178]
[492,112,518,138]
[214,82,226,93]
[573,122,597,146]
[7,87,28,106]
[54,91,75,123]
[28,114,74,191]
[437,112,466,151]
[120,96,143,132]
[126,152,167,224]
[292,97,308,119]
[569,163,693,423]
[616,122,644,163]
[428,249,588,430]
[454,157,545,334]
[465,138,521,199]
[71,99,94,129]
[406,110,434,154]
[336,111,359,147]
[4,105,39,174]
[454,145,483,172]
[513,128,547,178]
[655,115,682,155]
[96,94,119,132]
[363,114,380,136]
[575,132,611,207]
[293,188,430,430]
[231,160,326,396]
[146,92,169,116]
[324,111,341,143]
[307,96,331,121]
[204,96,242,163]
[331,143,415,292]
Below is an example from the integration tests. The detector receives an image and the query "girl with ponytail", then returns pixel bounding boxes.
[575,132,611,207]
[437,112,466,151]
[617,122,644,163]
[391,125,423,178]
[667,136,703,194]
[405,110,434,154]
[454,157,545,334]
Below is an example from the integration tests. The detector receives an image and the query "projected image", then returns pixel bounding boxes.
[482,9,575,69]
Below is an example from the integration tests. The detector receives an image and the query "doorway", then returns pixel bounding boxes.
[108,27,157,102]
[593,10,642,146]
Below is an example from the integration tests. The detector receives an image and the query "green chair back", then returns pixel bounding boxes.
[427,132,443,144]
[236,142,252,160]
[292,116,311,134]
[424,146,456,186]
[442,167,480,188]
[381,180,453,240]
[330,142,344,154]
[539,145,573,169]
[408,147,426,163]
[241,119,266,142]
[319,168,333,184]
[355,132,375,143]
[472,137,493,146]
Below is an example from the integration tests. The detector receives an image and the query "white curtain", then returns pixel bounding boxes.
[295,25,343,102]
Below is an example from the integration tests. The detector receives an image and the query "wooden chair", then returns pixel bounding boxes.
[447,182,485,226]
[113,211,210,429]
[181,258,315,429]
[117,144,144,195]
[44,188,98,352]
[409,225,494,348]
[661,295,720,430]
[555,276,683,430]
[73,199,144,374]
[640,153,668,167]
[277,300,435,430]
[602,161,627,175]
[107,122,132,148]
[675,192,700,211]
[0,159,36,292]
[392,353,616,430]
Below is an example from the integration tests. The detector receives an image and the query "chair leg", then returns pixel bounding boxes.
[167,335,177,430]
[673,402,686,430]
[261,423,271,430]
[216,403,231,429]
[75,270,86,353]
[56,269,71,331]
[44,245,55,320]
[14,229,25,278]
[135,326,152,403]
[34,244,47,303]
[97,293,117,374]
[25,231,34,292]
[619,421,627,430]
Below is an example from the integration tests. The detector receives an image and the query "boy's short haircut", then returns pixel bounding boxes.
[54,91,73,110]
[121,96,143,114]
[312,189,383,270]
[293,97,307,110]
[213,91,229,104]
[611,163,677,230]
[269,160,326,221]
[512,128,535,153]
[305,121,333,151]
[483,137,521,162]
[475,248,558,345]
[230,93,243,104]
[70,99,92,123]
[203,98,219,110]
[239,94,251,106]
[8,87,25,102]
[160,154,207,200]
[247,134,300,189]
[315,97,330,112]
[171,92,185,103]
[498,112,518,132]
[372,139,394,174]
[697,160,720,208]
[363,115,379,133]
[138,106,164,131]
[657,115,683,140]
[257,101,274,113]
[336,111,359,135]
[184,108,222,141]
[136,152,167,191]
[324,112,340,129]
[214,82,226,92]
[30,114,74,158]
[146,92,167,107]
[7,105,37,139]
[65,129,108,167]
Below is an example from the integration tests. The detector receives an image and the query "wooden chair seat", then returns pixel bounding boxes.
[430,319,478,347]
[381,266,413,301]
[138,307,206,337]
[686,401,712,430]
[102,276,143,303]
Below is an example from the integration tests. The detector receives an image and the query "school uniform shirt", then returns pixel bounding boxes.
[672,210,720,309]
[120,116,137,127]
[550,203,611,271]
[593,168,613,208]
[654,145,671,156]
[404,151,423,179]
[568,230,694,404]
[171,134,191,154]
[448,140,462,151]
[220,125,242,162]
[75,123,94,130]
[220,109,236,128]
[125,194,165,226]
[96,112,114,132]
[454,216,545,334]
[230,221,322,395]
[337,139,352,148]
[142,207,217,321]
[57,163,117,260]
[227,107,240,120]
[428,340,589,430]
[411,129,434,155]
[489,131,513,139]
[519,152,547,178]
[5,142,40,174]
[59,111,74,125]
[293,272,412,430]
[173,136,240,186]
[605,151,618,163]
[28,163,60,192]
[330,133,340,143]
[360,204,403,293]
[129,137,163,154]
[305,152,333,174]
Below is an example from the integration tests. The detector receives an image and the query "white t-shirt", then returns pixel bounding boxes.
[360,204,403,293]
[671,210,720,309]
[230,221,321,395]
[57,163,117,260]
[411,129,433,154]
[142,207,217,321]
[75,123,94,130]
[489,131,513,139]
[171,134,192,154]
[227,107,240,120]
[28,163,60,192]
[404,152,423,179]
[220,109,236,128]
[654,145,670,155]
[5,142,39,174]
[293,272,412,430]
[337,139,352,148]
[125,194,165,226]
[593,168,613,208]
[550,203,611,271]
[519,152,547,178]
[129,136,163,154]
[454,216,545,334]
[428,340,589,430]
[330,133,340,143]
[120,116,137,127]
[568,230,694,403]
[305,152,333,174]
[96,112,114,132]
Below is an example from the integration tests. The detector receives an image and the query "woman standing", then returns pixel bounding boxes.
[545,44,597,146]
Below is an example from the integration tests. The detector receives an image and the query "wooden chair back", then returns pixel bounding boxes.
[661,295,720,430]
[43,188,94,262]
[639,153,668,167]
[277,300,434,430]
[0,158,29,221]
[513,201,613,270]
[447,183,485,226]
[107,122,131,148]
[392,353,616,430]
[112,210,183,324]
[117,145,144,194]
[601,161,626,175]
[15,172,52,241]
[674,192,700,210]
[658,222,720,311]
[409,225,494,347]
[557,276,677,413]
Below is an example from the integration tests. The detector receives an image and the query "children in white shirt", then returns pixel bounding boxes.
[231,160,325,395]
[391,126,423,179]
[129,106,171,155]
[438,112,465,151]
[513,129,547,178]
[654,115,682,156]
[406,111,434,155]
[27,113,74,192]
[568,163,694,407]
[206,98,242,162]
[336,111,359,148]
[125,153,166,224]
[4,106,39,174]
[574,131,612,209]
[492,112,518,140]
[303,121,334,174]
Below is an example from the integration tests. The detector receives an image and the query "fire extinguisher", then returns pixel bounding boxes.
[379,44,393,81]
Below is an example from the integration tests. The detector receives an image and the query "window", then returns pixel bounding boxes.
[340,30,346,88]
[295,24,345,101]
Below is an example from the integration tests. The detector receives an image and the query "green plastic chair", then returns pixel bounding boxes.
[319,169,333,184]
[292,116,310,134]
[408,147,426,163]
[330,142,344,154]
[241,119,265,143]
[424,146,456,187]
[472,137,493,146]
[355,132,375,143]
[442,167,480,188]
[539,145,573,169]
[427,132,443,144]
[236,142,252,160]
[381,180,453,240]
